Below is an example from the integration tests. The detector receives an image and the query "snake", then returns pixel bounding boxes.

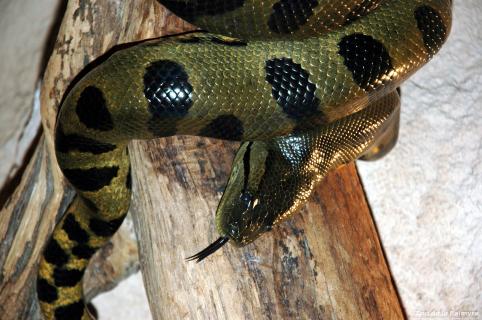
[36,0,452,319]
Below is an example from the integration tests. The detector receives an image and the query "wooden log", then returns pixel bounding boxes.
[131,140,405,319]
[0,0,404,319]
[0,141,139,320]
[0,0,184,318]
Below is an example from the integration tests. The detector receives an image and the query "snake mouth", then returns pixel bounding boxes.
[186,236,230,263]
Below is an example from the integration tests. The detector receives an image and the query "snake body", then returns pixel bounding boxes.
[37,1,451,319]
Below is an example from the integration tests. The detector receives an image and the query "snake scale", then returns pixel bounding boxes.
[37,0,452,319]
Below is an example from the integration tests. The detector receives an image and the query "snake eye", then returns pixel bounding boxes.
[239,192,253,209]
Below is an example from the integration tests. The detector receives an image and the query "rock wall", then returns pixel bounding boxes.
[358,1,481,318]
[0,0,59,190]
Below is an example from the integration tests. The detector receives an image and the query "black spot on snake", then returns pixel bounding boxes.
[62,214,89,243]
[72,244,96,259]
[160,0,245,21]
[414,5,447,55]
[63,166,119,192]
[89,216,126,237]
[343,0,383,26]
[265,58,320,119]
[126,167,132,190]
[268,0,319,33]
[54,300,84,320]
[242,142,253,195]
[338,33,394,90]
[211,36,247,47]
[44,238,69,267]
[56,125,116,155]
[37,278,58,303]
[144,60,193,136]
[82,197,99,213]
[76,86,114,131]
[199,115,244,140]
[292,114,327,132]
[53,268,84,287]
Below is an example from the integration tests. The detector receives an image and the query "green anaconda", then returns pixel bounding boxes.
[37,1,452,319]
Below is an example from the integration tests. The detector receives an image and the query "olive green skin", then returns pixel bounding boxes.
[37,1,452,319]
[216,91,401,245]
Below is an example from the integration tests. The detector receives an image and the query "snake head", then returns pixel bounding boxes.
[187,141,278,262]
[215,140,305,247]
[187,137,314,261]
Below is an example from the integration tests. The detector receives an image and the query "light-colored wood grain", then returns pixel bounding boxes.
[0,0,404,319]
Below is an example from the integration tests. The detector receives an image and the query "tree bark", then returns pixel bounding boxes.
[0,0,404,319]
[131,140,405,319]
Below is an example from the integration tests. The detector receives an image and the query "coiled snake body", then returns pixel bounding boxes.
[37,1,452,319]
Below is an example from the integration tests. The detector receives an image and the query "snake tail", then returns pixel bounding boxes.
[38,142,130,320]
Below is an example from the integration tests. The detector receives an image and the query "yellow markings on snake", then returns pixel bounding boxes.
[37,1,452,319]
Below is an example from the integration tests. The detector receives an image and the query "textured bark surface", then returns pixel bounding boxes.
[0,0,404,319]
[131,138,405,319]
[0,0,176,319]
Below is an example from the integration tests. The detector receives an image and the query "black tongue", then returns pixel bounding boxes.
[186,236,229,263]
